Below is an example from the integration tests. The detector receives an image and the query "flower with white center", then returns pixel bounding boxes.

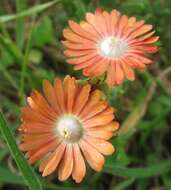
[19,76,119,183]
[63,8,159,86]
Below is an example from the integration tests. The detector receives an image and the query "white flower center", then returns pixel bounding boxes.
[56,115,83,143]
[98,36,128,59]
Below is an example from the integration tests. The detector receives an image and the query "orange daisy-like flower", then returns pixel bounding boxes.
[63,9,159,86]
[19,76,119,183]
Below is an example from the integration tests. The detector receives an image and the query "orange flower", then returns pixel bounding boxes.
[19,76,119,183]
[63,9,159,86]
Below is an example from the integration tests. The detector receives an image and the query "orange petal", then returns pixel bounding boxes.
[72,144,86,183]
[115,61,124,85]
[54,79,66,113]
[58,144,73,181]
[85,130,113,140]
[117,15,128,37]
[80,21,100,39]
[129,24,153,39]
[62,41,94,50]
[42,143,66,176]
[84,114,114,128]
[98,121,120,131]
[64,49,96,58]
[68,20,97,41]
[63,29,95,44]
[123,16,136,33]
[39,153,54,172]
[120,59,135,81]
[106,62,116,86]
[102,11,111,35]
[137,31,155,41]
[95,10,108,36]
[82,101,108,121]
[63,76,77,113]
[27,90,57,120]
[22,133,54,141]
[21,107,53,125]
[19,134,55,151]
[124,20,144,38]
[83,58,109,77]
[74,55,102,70]
[86,13,104,37]
[134,45,158,53]
[73,84,91,115]
[79,89,102,118]
[28,139,60,164]
[130,54,152,64]
[67,52,97,65]
[43,80,60,114]
[110,9,121,35]
[125,57,146,69]
[80,141,104,172]
[85,136,115,155]
[20,122,53,134]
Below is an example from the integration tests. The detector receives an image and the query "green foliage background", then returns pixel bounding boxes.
[0,0,171,189]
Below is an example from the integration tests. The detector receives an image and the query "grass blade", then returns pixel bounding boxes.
[16,0,26,49]
[0,0,61,23]
[0,166,88,190]
[112,178,135,190]
[0,112,43,190]
[104,159,171,178]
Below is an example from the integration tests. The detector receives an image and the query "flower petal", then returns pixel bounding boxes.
[43,80,60,114]
[72,144,86,183]
[68,20,97,41]
[80,141,104,171]
[63,76,77,112]
[42,143,66,176]
[54,79,66,112]
[58,144,74,181]
[73,84,91,115]
[85,136,115,155]
[28,139,60,164]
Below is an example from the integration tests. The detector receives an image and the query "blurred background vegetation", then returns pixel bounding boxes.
[0,0,171,189]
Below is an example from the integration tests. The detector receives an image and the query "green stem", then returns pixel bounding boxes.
[19,20,35,104]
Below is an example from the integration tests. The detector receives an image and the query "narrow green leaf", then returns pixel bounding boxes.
[0,34,23,62]
[0,167,88,190]
[112,178,135,190]
[19,20,35,104]
[0,112,43,190]
[0,0,61,23]
[16,0,26,49]
[104,159,171,178]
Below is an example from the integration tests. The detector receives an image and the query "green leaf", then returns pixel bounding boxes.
[112,178,135,190]
[0,34,23,63]
[0,0,61,23]
[32,16,53,47]
[16,0,26,49]
[0,166,86,190]
[104,159,171,178]
[0,112,43,190]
